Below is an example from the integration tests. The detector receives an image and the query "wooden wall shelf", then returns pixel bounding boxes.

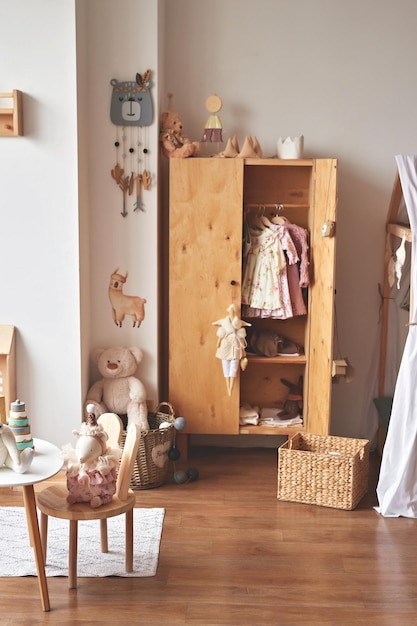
[0,90,23,136]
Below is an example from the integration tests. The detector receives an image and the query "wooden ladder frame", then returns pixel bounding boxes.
[378,173,412,453]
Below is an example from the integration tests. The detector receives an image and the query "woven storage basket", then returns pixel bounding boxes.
[121,401,176,490]
[277,432,369,510]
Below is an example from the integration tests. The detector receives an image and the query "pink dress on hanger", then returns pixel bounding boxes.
[280,223,309,317]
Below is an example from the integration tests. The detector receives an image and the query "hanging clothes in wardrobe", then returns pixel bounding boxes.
[241,213,309,319]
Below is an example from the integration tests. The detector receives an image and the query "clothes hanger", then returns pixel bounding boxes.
[246,206,267,230]
[271,204,289,225]
[259,208,274,228]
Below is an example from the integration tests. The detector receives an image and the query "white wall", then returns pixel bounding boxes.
[80,0,160,407]
[0,0,161,446]
[162,0,417,441]
[0,0,81,444]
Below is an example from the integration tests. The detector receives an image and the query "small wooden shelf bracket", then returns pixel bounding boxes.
[0,90,23,136]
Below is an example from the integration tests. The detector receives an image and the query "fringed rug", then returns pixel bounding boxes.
[0,507,164,577]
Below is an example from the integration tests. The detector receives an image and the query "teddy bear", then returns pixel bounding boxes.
[160,94,200,158]
[0,423,35,473]
[63,413,121,508]
[84,346,149,430]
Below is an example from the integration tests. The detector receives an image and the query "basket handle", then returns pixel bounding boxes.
[155,401,176,422]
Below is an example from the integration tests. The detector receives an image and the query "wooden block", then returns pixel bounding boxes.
[332,359,348,377]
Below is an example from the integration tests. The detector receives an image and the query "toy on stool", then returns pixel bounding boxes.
[62,411,122,508]
[84,346,149,430]
[160,93,200,158]
[0,423,34,473]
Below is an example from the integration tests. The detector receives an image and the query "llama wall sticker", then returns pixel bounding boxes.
[108,268,147,328]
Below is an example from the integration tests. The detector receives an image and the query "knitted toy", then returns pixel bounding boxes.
[62,413,122,508]
[0,423,34,473]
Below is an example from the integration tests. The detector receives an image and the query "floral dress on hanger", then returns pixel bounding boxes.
[241,225,293,319]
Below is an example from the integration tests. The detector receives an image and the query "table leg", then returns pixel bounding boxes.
[100,518,108,553]
[22,485,50,612]
[125,508,134,572]
[69,519,78,589]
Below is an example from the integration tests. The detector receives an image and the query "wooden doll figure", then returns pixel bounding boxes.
[201,94,223,144]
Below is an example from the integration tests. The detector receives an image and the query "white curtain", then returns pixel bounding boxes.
[376,154,417,517]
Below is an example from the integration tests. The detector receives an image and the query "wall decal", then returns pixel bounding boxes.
[110,71,153,127]
[108,268,147,328]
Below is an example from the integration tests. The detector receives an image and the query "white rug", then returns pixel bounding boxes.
[0,507,164,578]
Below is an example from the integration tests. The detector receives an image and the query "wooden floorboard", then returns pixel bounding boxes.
[0,446,416,625]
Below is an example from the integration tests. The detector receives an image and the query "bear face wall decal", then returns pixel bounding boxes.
[110,70,153,126]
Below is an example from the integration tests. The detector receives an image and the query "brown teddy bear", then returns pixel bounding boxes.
[160,94,200,158]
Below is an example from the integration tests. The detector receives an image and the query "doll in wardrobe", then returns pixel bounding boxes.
[212,304,251,396]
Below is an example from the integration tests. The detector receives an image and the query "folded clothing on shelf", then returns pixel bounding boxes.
[259,407,302,427]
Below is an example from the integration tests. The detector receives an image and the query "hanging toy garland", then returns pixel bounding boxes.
[109,71,154,217]
[111,129,131,217]
[158,410,200,486]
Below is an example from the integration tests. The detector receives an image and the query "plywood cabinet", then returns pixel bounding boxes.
[168,157,337,442]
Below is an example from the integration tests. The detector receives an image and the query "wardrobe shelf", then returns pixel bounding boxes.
[247,355,307,365]
[244,158,314,167]
[245,203,310,210]
[239,424,304,436]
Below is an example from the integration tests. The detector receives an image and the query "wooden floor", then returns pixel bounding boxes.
[1,446,416,625]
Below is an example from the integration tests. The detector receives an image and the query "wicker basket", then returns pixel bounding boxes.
[121,401,176,490]
[277,432,369,510]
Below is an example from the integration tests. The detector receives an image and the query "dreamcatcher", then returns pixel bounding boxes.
[110,71,154,217]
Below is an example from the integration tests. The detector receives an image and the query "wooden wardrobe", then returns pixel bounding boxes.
[168,157,337,451]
